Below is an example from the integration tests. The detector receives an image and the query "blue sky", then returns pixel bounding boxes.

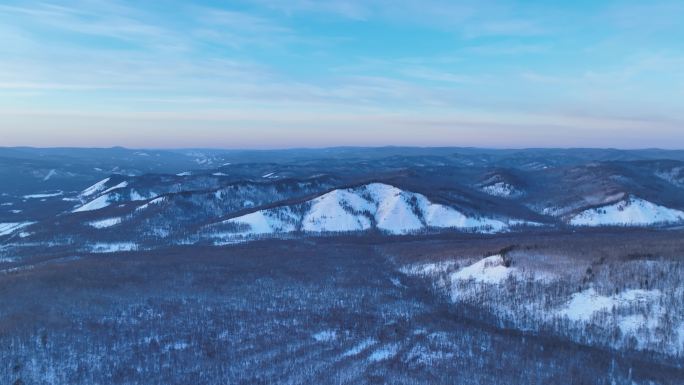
[1,0,683,148]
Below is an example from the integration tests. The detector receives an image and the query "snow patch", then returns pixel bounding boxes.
[101,181,128,195]
[341,338,377,358]
[303,189,373,232]
[400,261,457,276]
[73,194,112,212]
[88,242,138,253]
[0,222,35,236]
[312,330,337,342]
[368,343,401,362]
[23,191,63,199]
[42,169,57,181]
[451,255,513,284]
[88,217,123,229]
[481,182,522,198]
[223,208,298,235]
[130,190,152,201]
[80,178,110,197]
[570,197,684,226]
[136,196,166,211]
[558,288,661,322]
[655,167,684,187]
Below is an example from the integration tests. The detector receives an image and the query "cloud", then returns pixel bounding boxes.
[462,19,544,39]
[398,67,476,84]
[0,0,682,148]
[0,1,172,47]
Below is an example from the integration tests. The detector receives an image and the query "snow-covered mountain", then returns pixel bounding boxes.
[209,183,510,239]
[5,149,684,251]
[569,196,684,226]
[477,171,525,198]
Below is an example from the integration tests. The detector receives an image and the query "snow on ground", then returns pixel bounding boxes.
[176,171,192,176]
[223,208,298,235]
[312,330,338,342]
[262,172,277,178]
[558,288,661,322]
[73,194,112,212]
[88,242,138,253]
[404,255,516,285]
[100,181,128,195]
[405,345,455,366]
[341,338,377,358]
[210,183,510,238]
[74,187,155,212]
[42,169,57,181]
[80,178,110,197]
[508,219,545,227]
[130,190,154,201]
[212,172,228,176]
[367,183,424,234]
[420,201,468,228]
[450,255,513,284]
[302,189,373,232]
[136,197,167,211]
[23,191,63,199]
[369,183,507,233]
[163,341,189,352]
[569,197,684,226]
[368,343,401,362]
[619,314,660,335]
[655,167,684,187]
[400,261,457,276]
[481,182,523,198]
[88,217,123,229]
[0,222,35,236]
[404,255,679,356]
[403,255,556,301]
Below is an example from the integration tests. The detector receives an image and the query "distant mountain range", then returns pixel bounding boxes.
[2,147,684,255]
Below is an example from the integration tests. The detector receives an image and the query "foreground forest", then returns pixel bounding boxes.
[2,230,683,384]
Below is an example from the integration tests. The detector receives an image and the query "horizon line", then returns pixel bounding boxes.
[2,145,684,152]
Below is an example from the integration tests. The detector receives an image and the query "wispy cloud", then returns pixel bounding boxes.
[0,0,683,148]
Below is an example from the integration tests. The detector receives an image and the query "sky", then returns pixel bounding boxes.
[1,0,683,149]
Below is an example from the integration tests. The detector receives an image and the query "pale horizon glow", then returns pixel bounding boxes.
[1,0,683,148]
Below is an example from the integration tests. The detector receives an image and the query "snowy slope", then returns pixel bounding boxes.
[558,288,661,322]
[481,182,523,198]
[80,178,111,198]
[74,187,156,213]
[0,222,35,236]
[73,194,113,212]
[302,189,373,232]
[222,208,299,235]
[450,255,513,284]
[569,196,684,226]
[213,183,509,238]
[88,217,123,229]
